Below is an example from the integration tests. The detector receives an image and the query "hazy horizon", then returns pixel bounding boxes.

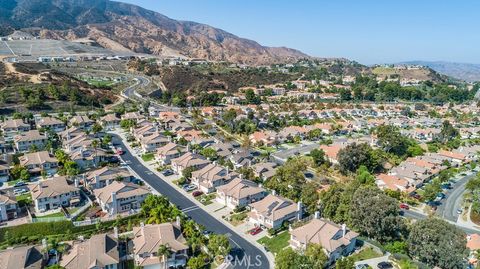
[119,0,480,65]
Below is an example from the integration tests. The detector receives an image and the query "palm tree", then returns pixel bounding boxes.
[157,244,172,269]
[91,139,99,167]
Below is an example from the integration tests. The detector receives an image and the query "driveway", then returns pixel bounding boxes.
[354,253,390,268]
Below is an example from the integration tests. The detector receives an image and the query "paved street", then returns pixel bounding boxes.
[437,172,477,222]
[111,134,271,269]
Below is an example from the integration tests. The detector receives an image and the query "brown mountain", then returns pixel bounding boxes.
[0,0,309,64]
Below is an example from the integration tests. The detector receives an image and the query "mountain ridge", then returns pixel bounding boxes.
[0,0,309,65]
[398,61,480,82]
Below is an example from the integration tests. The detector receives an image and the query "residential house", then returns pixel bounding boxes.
[36,117,65,132]
[122,112,145,122]
[289,218,358,265]
[69,115,94,130]
[0,190,19,221]
[93,181,149,215]
[29,176,81,213]
[248,194,302,229]
[132,222,189,269]
[171,152,210,175]
[249,131,277,146]
[216,178,266,209]
[69,147,109,170]
[229,150,254,169]
[100,114,121,130]
[155,143,187,165]
[252,162,277,181]
[19,151,58,176]
[140,132,169,153]
[319,144,343,164]
[0,119,30,139]
[14,130,48,152]
[0,161,10,182]
[0,245,44,269]
[60,233,120,269]
[191,163,235,193]
[84,166,133,190]
[376,173,415,193]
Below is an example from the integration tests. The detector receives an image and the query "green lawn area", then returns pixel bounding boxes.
[196,193,216,206]
[257,231,290,254]
[349,247,382,262]
[7,179,24,186]
[16,193,32,207]
[34,211,66,219]
[229,212,248,226]
[141,153,155,162]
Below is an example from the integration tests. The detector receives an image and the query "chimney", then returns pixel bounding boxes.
[95,175,100,188]
[297,201,303,221]
[38,181,43,188]
[74,177,79,188]
[176,216,181,227]
[314,211,320,219]
[272,190,276,196]
[341,223,346,237]
[114,226,118,238]
[140,222,145,236]
[111,192,117,215]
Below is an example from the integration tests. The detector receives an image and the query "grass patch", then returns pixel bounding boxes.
[229,212,247,226]
[141,153,155,162]
[15,193,32,207]
[349,247,382,262]
[7,179,25,186]
[196,194,216,206]
[257,231,290,254]
[34,211,66,219]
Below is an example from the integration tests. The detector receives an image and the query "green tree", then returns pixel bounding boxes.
[187,254,208,269]
[407,218,467,269]
[305,243,328,269]
[157,244,172,269]
[275,248,313,269]
[423,180,441,202]
[337,143,382,174]
[309,148,327,166]
[435,120,460,143]
[300,182,320,214]
[349,186,405,242]
[207,234,231,259]
[355,165,375,185]
[200,147,218,160]
[335,257,355,269]
[264,157,308,201]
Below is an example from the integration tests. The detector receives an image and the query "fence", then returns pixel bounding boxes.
[73,209,141,227]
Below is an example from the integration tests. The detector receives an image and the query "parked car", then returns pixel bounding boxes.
[399,203,409,210]
[13,188,27,196]
[377,262,393,269]
[162,169,174,176]
[249,227,263,235]
[457,208,463,214]
[116,147,124,155]
[192,191,203,197]
[183,184,197,192]
[411,193,422,200]
[355,264,369,269]
[14,181,26,188]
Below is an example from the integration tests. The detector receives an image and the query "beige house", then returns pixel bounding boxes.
[0,191,19,221]
[19,151,59,176]
[100,114,121,130]
[171,152,210,175]
[60,233,120,269]
[140,132,169,153]
[0,119,30,139]
[133,222,189,269]
[216,178,266,209]
[191,163,235,193]
[290,218,358,265]
[84,166,133,190]
[0,245,44,269]
[36,116,65,132]
[69,115,94,130]
[29,176,81,213]
[248,194,301,229]
[155,142,186,165]
[14,130,48,152]
[93,181,149,215]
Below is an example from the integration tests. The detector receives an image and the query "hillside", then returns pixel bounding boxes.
[372,66,446,83]
[0,0,309,65]
[400,61,480,82]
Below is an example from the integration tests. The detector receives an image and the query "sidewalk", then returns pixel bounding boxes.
[113,130,276,268]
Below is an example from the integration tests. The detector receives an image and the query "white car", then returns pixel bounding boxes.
[13,189,27,196]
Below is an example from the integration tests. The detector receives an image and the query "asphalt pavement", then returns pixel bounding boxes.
[111,134,270,269]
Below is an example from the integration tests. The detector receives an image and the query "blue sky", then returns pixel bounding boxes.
[119,0,480,65]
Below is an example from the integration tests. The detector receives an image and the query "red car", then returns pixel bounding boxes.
[192,191,203,197]
[116,147,124,155]
[249,227,262,235]
[399,203,410,210]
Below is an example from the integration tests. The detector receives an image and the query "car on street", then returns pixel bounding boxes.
[457,208,463,214]
[116,147,124,155]
[399,203,409,210]
[377,262,393,269]
[355,264,369,269]
[249,227,263,235]
[192,191,203,197]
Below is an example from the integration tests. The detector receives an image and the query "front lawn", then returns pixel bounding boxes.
[229,212,248,226]
[141,153,155,162]
[196,193,216,206]
[349,247,382,262]
[257,231,290,254]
